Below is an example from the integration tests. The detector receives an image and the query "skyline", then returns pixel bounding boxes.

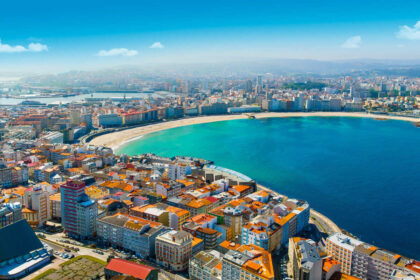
[1,0,420,73]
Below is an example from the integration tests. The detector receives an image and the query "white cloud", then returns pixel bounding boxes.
[397,21,420,40]
[28,43,48,52]
[97,48,138,57]
[150,42,164,49]
[341,36,362,49]
[0,40,48,53]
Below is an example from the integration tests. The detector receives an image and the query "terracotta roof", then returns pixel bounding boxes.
[323,258,340,272]
[105,258,155,280]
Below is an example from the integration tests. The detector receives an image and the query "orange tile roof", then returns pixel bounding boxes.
[186,198,211,209]
[189,214,216,224]
[406,261,420,274]
[323,258,340,272]
[231,185,251,193]
[219,240,241,251]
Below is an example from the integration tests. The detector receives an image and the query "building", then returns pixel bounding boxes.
[155,230,192,271]
[189,250,223,280]
[228,105,261,114]
[326,233,363,275]
[241,215,282,252]
[322,258,341,280]
[167,162,191,180]
[98,114,123,127]
[40,131,64,144]
[289,237,323,280]
[222,244,274,280]
[49,193,61,220]
[199,102,228,115]
[0,202,22,228]
[131,203,190,230]
[60,180,97,239]
[23,185,51,228]
[352,244,412,280]
[0,164,29,188]
[0,220,51,279]
[97,213,167,258]
[104,258,158,280]
[76,198,98,239]
[391,269,420,280]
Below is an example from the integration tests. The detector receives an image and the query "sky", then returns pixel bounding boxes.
[1,0,420,73]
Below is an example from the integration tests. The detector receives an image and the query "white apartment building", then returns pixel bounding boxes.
[326,233,363,275]
[167,162,191,180]
[23,185,52,227]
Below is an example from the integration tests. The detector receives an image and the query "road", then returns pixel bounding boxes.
[310,209,341,235]
[39,232,111,261]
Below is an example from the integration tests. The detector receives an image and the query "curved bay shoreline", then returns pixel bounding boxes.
[89,112,419,150]
[89,112,418,242]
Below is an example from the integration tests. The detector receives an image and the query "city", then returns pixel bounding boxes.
[1,0,420,279]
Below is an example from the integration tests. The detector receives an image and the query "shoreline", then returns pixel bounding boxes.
[89,112,419,150]
[88,111,417,238]
[257,184,342,235]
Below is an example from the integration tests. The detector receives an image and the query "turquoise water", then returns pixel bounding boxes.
[119,117,420,259]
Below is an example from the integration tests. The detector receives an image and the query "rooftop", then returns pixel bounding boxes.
[105,258,155,280]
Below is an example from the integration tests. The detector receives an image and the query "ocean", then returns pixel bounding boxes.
[118,117,420,259]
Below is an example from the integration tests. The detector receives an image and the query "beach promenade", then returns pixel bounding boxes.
[89,112,419,149]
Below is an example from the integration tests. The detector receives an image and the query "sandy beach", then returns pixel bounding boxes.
[89,112,419,149]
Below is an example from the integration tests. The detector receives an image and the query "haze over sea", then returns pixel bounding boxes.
[118,117,420,259]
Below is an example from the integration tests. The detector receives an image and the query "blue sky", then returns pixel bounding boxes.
[1,0,420,72]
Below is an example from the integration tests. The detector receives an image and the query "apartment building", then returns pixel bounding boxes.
[222,244,274,280]
[0,202,22,227]
[289,237,323,280]
[60,180,97,239]
[352,244,411,280]
[155,230,192,271]
[241,214,282,252]
[326,233,364,275]
[189,250,223,280]
[23,185,51,228]
[97,213,167,258]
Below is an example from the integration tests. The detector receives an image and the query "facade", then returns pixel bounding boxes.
[326,233,363,275]
[0,165,29,188]
[76,198,98,239]
[49,193,61,219]
[98,114,123,127]
[155,230,192,271]
[289,237,323,280]
[41,131,64,144]
[23,185,51,228]
[0,202,22,228]
[60,180,97,239]
[241,215,282,252]
[167,162,191,180]
[352,244,411,280]
[97,213,167,258]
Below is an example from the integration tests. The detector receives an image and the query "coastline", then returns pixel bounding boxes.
[88,111,417,239]
[257,184,342,235]
[89,112,419,150]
